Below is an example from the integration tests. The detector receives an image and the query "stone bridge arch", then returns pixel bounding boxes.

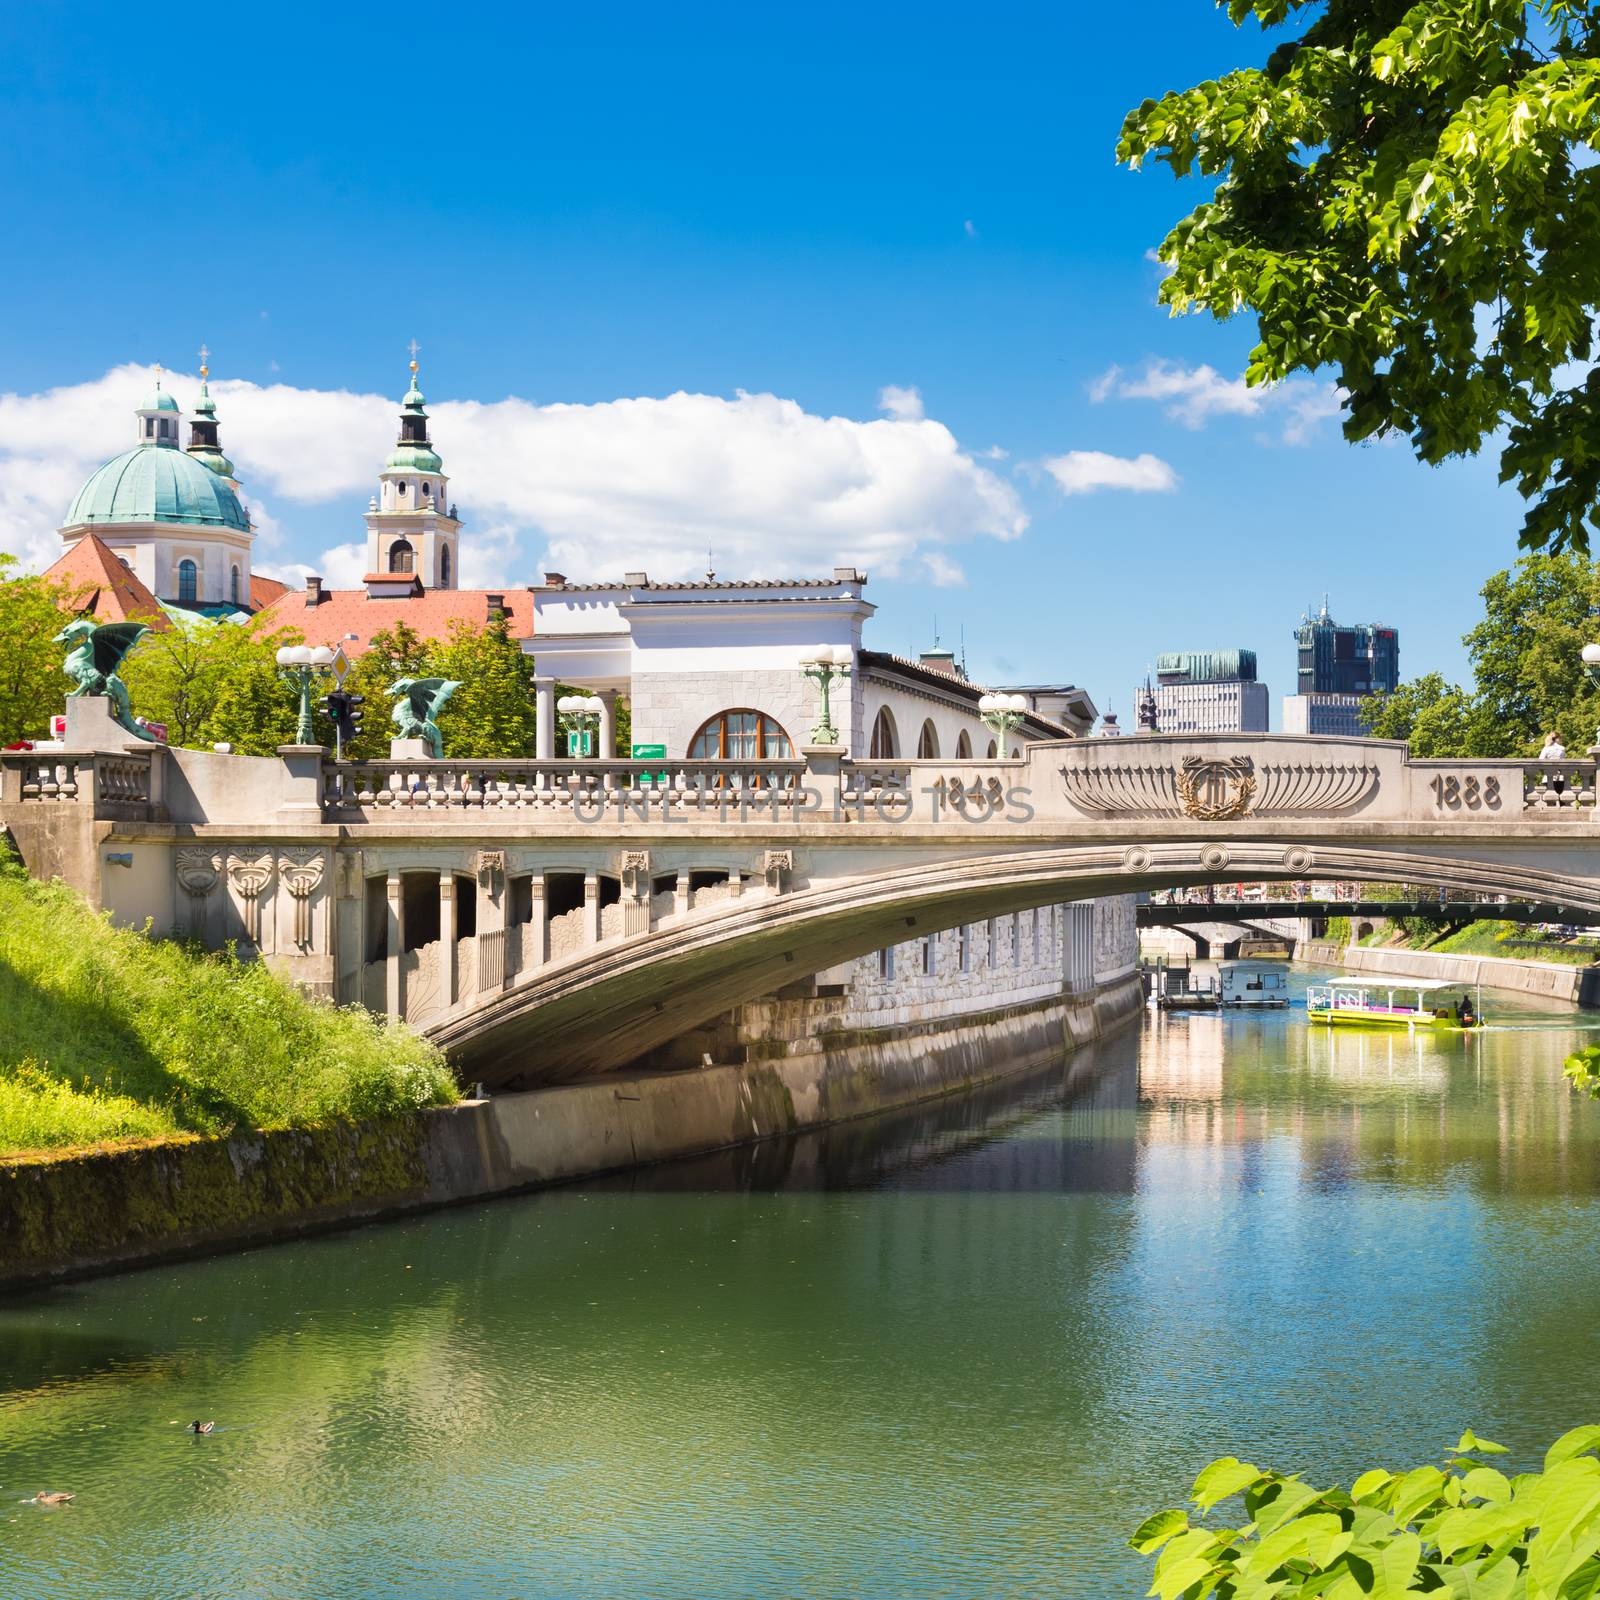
[433,835,1600,1086]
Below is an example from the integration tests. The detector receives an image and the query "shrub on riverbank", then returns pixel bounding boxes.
[0,838,456,1156]
[1133,1427,1600,1596]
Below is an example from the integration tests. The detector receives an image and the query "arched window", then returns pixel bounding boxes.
[986,739,997,759]
[689,709,794,760]
[1011,746,1021,759]
[438,545,451,587]
[388,539,414,574]
[177,559,197,603]
[421,481,431,499]
[869,707,899,759]
[917,720,940,759]
[397,481,408,496]
[230,566,241,606]
[955,730,971,759]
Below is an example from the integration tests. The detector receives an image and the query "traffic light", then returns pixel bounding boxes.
[320,691,366,757]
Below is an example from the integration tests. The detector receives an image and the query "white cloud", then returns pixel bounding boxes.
[1042,450,1179,496]
[1091,358,1344,443]
[0,364,1026,584]
[963,219,977,239]
[877,384,924,421]
[920,551,967,587]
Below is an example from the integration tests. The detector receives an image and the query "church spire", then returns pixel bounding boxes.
[366,340,460,590]
[186,344,236,482]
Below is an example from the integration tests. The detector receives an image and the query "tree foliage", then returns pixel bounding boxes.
[0,555,70,746]
[1361,551,1600,753]
[337,617,541,761]
[120,612,305,756]
[1134,1425,1600,1599]
[1119,2,1600,554]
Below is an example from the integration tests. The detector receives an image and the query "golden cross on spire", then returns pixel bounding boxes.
[198,342,210,380]
[407,338,421,379]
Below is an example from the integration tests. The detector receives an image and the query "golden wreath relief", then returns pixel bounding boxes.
[1176,755,1257,821]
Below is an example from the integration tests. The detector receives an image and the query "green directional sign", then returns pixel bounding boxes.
[632,742,667,786]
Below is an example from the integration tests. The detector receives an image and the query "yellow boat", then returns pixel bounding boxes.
[1305,979,1483,1030]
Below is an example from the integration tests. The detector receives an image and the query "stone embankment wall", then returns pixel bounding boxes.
[0,973,1143,1291]
[1298,939,1600,1005]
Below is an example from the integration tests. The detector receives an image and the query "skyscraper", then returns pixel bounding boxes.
[1142,649,1269,733]
[1283,599,1399,735]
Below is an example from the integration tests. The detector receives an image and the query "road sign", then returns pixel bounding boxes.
[632,742,667,785]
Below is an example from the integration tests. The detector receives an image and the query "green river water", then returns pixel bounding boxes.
[5,964,1600,1599]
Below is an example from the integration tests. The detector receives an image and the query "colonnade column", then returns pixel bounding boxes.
[440,872,457,1007]
[534,676,556,761]
[584,872,601,943]
[529,874,549,966]
[597,691,619,760]
[385,869,404,1018]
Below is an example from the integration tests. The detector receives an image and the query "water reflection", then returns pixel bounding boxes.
[3,966,1600,1599]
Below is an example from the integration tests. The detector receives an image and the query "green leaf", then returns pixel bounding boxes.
[1459,1430,1510,1457]
[1130,1508,1189,1555]
[1461,1467,1513,1505]
[1546,1427,1600,1471]
[1192,1456,1267,1512]
[1352,1469,1395,1502]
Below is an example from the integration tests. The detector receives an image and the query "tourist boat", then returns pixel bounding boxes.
[1219,961,1290,1009]
[1305,979,1484,1029]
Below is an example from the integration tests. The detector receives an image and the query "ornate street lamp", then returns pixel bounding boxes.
[276,645,336,745]
[978,692,1028,754]
[557,693,604,757]
[800,644,853,745]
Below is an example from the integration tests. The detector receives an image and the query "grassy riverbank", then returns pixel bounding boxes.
[0,838,455,1157]
[1337,914,1600,967]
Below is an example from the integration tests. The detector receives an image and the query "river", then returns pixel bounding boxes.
[5,965,1600,1598]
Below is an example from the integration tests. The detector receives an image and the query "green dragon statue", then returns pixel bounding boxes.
[53,619,155,742]
[387,677,459,759]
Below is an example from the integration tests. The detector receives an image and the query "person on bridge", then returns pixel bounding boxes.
[1540,732,1567,760]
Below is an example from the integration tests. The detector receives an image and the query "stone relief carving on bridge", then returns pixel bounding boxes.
[764,849,794,893]
[1059,754,1379,820]
[226,850,275,948]
[277,848,326,952]
[175,848,221,938]
[476,850,506,896]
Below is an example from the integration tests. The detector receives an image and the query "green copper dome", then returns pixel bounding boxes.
[141,387,181,413]
[66,442,249,531]
[385,442,444,472]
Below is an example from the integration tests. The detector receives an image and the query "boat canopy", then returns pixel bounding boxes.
[1318,979,1457,993]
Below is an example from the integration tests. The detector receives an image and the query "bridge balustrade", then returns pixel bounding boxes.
[0,750,155,818]
[321,758,809,818]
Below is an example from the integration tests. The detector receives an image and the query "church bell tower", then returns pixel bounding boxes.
[364,344,461,589]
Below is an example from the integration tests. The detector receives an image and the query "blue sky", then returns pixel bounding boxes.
[1,2,1526,720]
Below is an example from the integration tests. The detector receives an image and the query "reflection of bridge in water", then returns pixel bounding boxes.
[6,727,1600,1086]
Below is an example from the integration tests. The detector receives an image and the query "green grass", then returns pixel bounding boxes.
[1425,919,1600,967]
[0,837,456,1157]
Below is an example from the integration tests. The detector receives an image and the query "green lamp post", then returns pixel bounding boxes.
[979,692,1028,755]
[800,644,852,746]
[276,645,336,745]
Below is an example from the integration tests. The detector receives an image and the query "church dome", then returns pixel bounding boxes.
[141,387,181,414]
[66,442,250,532]
[385,442,444,473]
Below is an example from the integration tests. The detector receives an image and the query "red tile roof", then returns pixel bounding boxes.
[249,573,291,609]
[41,535,171,631]
[253,585,536,655]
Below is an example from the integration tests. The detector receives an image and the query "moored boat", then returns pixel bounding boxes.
[1220,961,1289,1009]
